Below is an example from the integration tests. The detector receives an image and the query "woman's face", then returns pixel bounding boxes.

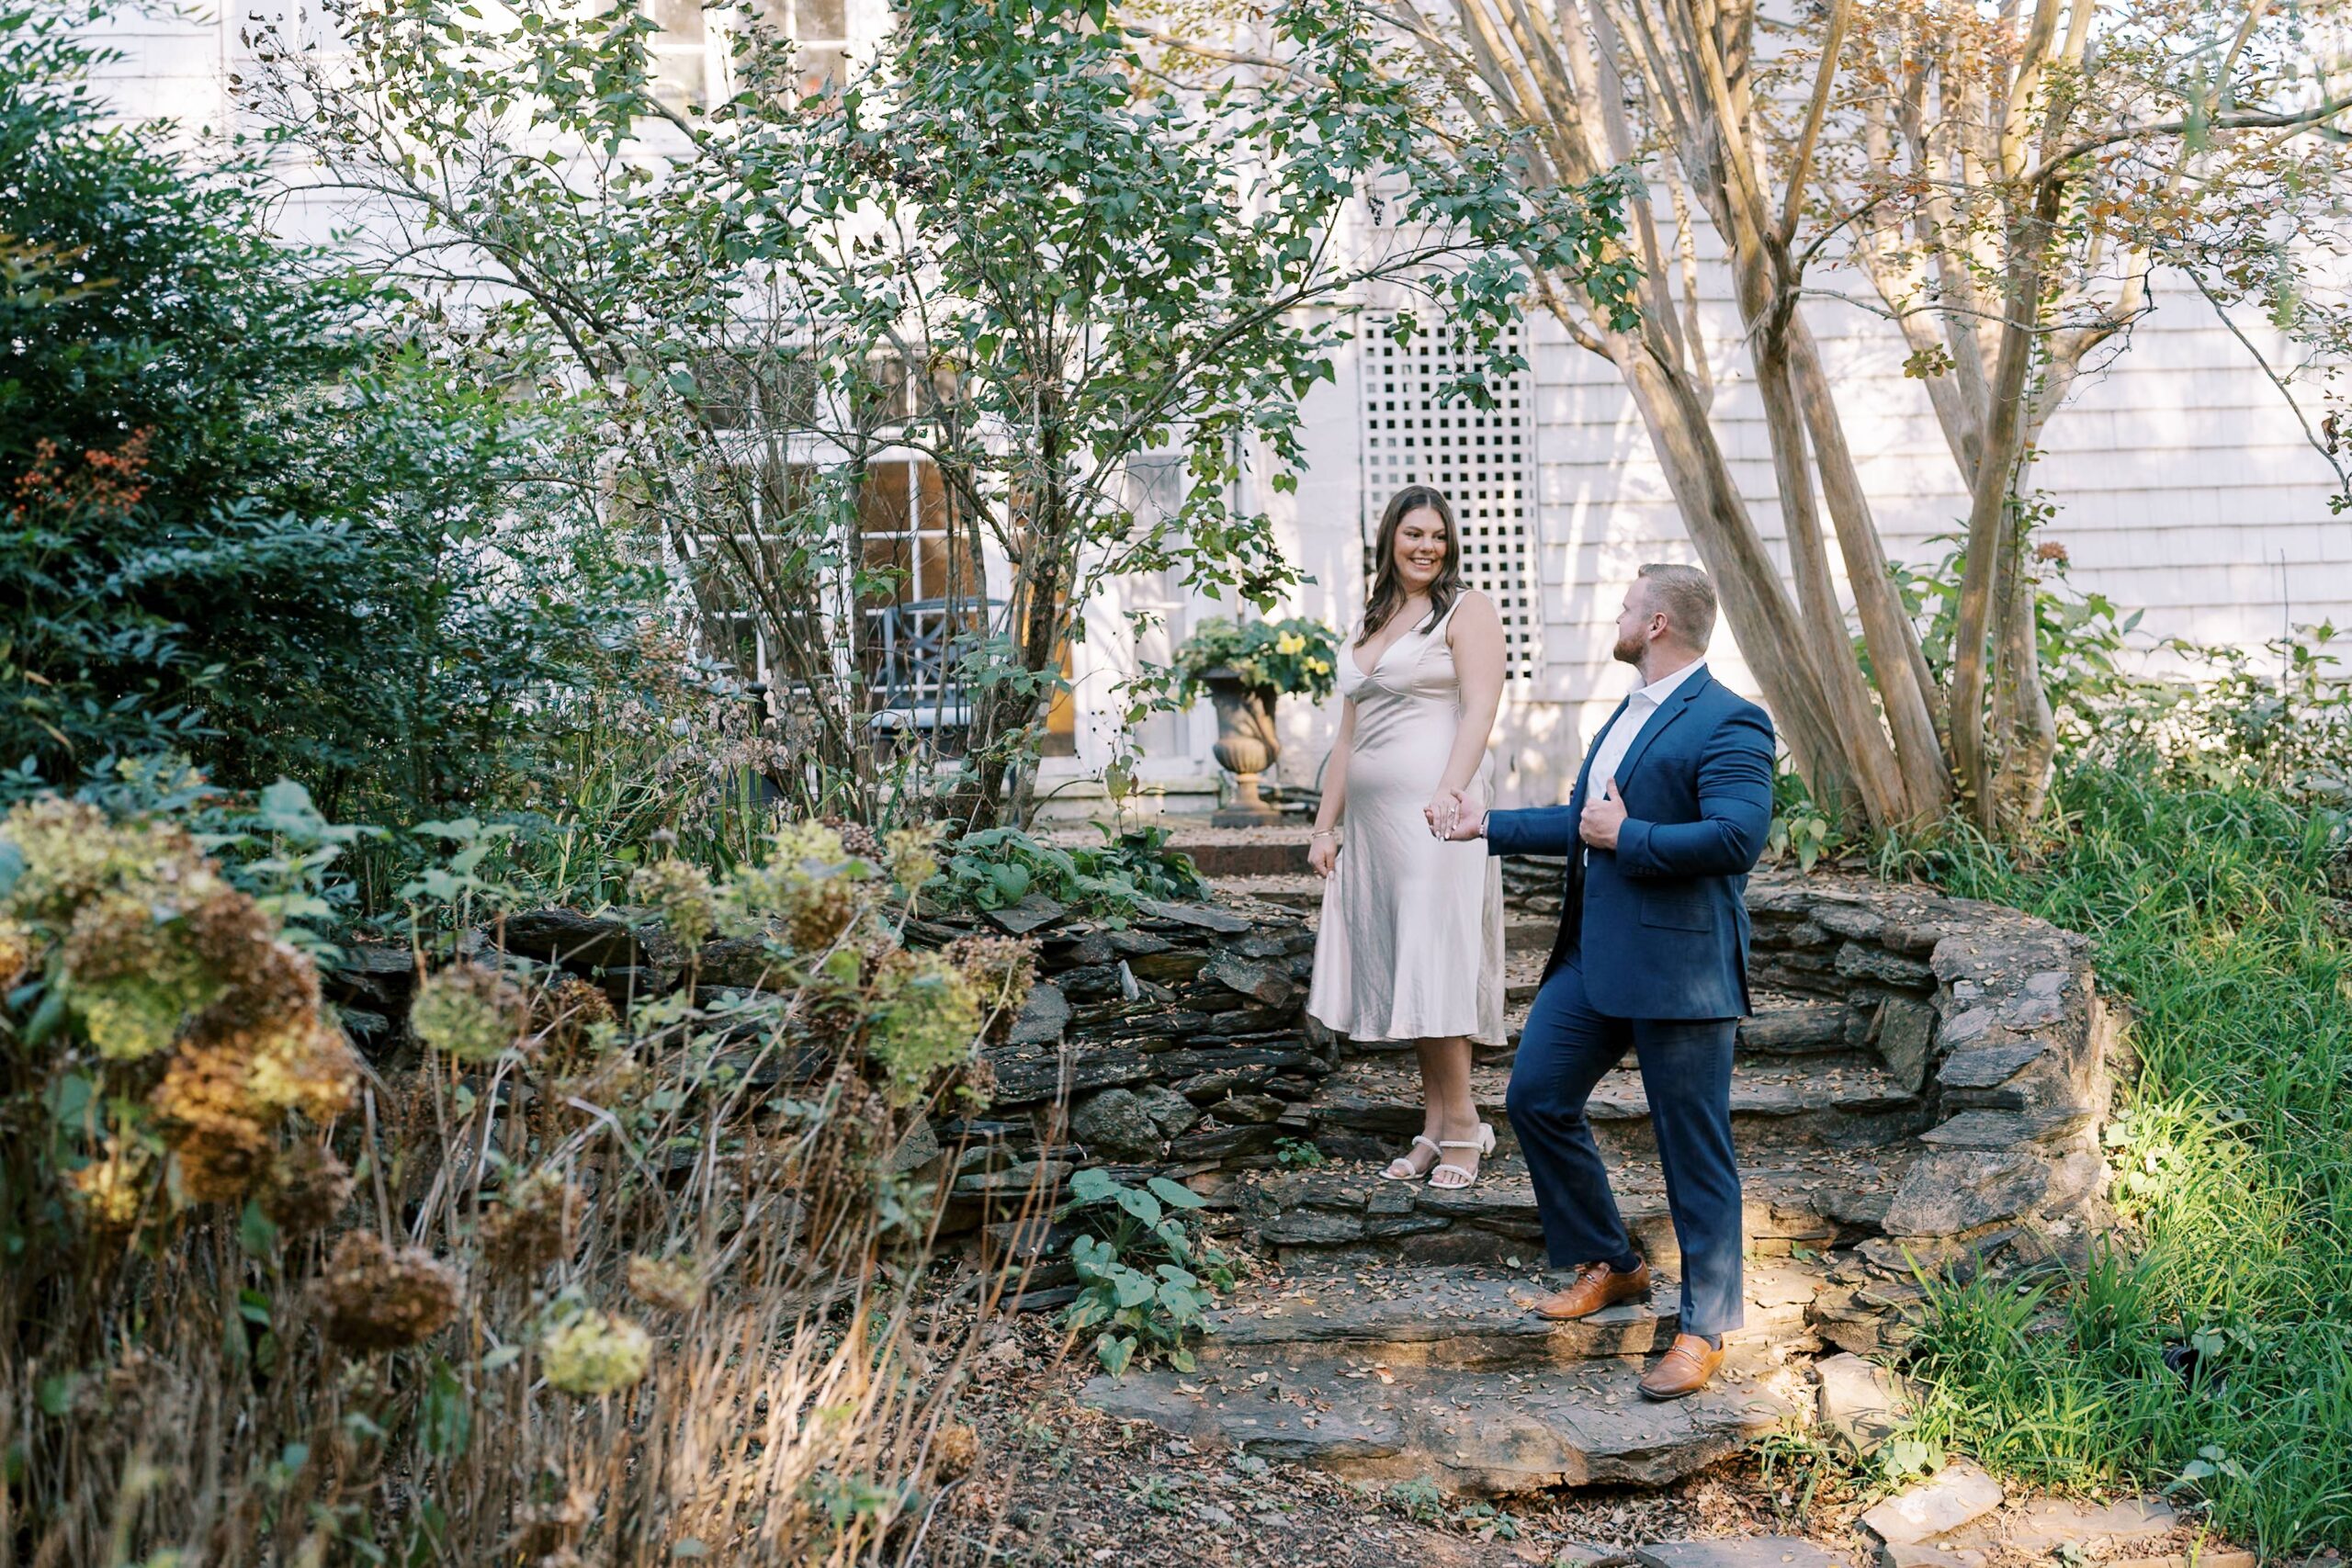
[1391,507,1449,593]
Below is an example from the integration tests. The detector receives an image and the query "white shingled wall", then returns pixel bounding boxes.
[1264,255,2351,808]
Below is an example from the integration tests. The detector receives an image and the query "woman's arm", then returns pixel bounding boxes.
[1430,592,1505,826]
[1308,696,1357,878]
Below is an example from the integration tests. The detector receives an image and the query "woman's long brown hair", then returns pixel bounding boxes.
[1360,485,1463,642]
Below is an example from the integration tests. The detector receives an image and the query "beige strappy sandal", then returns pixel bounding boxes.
[1381,1134,1442,1182]
[1428,1123,1497,1190]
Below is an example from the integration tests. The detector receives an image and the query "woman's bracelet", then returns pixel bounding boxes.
[1309,828,1339,840]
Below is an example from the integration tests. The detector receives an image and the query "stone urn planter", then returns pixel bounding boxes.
[1201,666,1283,827]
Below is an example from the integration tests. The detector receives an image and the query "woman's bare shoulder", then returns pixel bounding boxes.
[1447,588,1503,636]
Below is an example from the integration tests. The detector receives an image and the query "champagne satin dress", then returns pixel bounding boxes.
[1306,597,1506,1045]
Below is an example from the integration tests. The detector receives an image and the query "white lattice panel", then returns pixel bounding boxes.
[1357,318,1538,682]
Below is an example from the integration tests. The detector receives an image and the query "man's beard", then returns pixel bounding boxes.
[1611,632,1644,666]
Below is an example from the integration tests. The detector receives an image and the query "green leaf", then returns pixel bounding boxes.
[421,1359,471,1459]
[36,1373,76,1417]
[1114,1185,1163,1226]
[1096,1333,1136,1378]
[1067,1168,1116,1205]
[1146,1176,1205,1210]
[238,1199,279,1258]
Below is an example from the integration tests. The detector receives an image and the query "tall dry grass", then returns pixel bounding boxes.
[0,805,1045,1565]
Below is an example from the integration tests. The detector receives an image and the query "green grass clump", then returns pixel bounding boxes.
[1901,763,2352,1554]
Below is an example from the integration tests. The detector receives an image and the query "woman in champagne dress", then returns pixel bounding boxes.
[1306,485,1507,1188]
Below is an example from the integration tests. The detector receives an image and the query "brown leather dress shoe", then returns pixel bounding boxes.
[1527,1259,1652,1321]
[1638,1332,1724,1400]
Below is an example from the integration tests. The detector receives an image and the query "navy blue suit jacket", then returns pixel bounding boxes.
[1483,667,1774,1020]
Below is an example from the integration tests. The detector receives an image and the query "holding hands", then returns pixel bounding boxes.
[1424,789,1485,841]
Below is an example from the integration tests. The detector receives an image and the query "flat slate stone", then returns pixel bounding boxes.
[1136,897,1254,933]
[1937,1039,2051,1089]
[1933,1495,2178,1555]
[1738,1000,1850,1055]
[1918,1110,2090,1148]
[1883,1150,2054,1236]
[1080,1348,1797,1495]
[985,894,1067,934]
[1815,1351,1910,1454]
[1199,1262,1819,1371]
[1636,1539,1850,1568]
[1860,1461,2005,1544]
[1007,981,1070,1046]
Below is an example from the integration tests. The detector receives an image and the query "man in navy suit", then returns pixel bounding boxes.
[1430,563,1773,1399]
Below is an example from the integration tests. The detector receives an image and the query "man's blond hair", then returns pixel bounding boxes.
[1637,562,1719,650]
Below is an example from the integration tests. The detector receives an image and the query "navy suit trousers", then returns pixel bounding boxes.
[1504,951,1745,1337]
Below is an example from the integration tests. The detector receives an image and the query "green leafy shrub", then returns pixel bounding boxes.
[0,15,655,817]
[927,823,1209,915]
[1165,616,1342,703]
[1057,1168,1230,1377]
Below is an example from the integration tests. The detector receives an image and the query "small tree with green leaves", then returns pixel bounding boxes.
[251,0,1636,825]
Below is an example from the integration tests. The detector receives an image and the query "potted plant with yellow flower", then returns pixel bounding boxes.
[1169,616,1340,826]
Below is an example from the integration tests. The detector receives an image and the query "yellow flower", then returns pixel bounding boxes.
[1274,631,1306,656]
[1305,658,1330,675]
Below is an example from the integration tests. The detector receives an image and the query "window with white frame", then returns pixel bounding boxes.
[1357,316,1538,682]
[753,0,848,97]
[646,0,850,114]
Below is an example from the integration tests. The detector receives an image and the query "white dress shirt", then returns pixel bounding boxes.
[1574,660,1706,862]
[1586,658,1708,797]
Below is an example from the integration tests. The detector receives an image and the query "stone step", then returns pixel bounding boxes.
[1337,991,1860,1072]
[1237,1150,1902,1267]
[1199,1257,1824,1371]
[1204,873,1555,953]
[1305,1056,1924,1162]
[1328,994,1852,1077]
[1079,1341,1804,1495]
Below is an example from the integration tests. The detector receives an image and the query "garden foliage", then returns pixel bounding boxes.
[0,9,653,818]
[1900,705,2352,1553]
[247,0,1638,823]
[0,790,1026,1562]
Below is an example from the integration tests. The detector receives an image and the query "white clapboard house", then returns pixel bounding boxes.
[93,0,2352,816]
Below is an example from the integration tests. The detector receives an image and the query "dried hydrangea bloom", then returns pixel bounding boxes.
[821,815,884,862]
[187,906,320,1029]
[884,823,943,897]
[69,1141,152,1235]
[316,1232,460,1352]
[725,820,871,951]
[540,1309,652,1396]
[0,799,198,926]
[0,917,34,988]
[942,933,1036,1040]
[261,1142,353,1234]
[243,1016,360,1123]
[152,1043,276,1202]
[482,1167,581,1272]
[530,975,616,1063]
[62,892,228,1060]
[630,858,718,951]
[932,1419,980,1480]
[411,963,530,1064]
[625,1253,704,1314]
[866,948,983,1103]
